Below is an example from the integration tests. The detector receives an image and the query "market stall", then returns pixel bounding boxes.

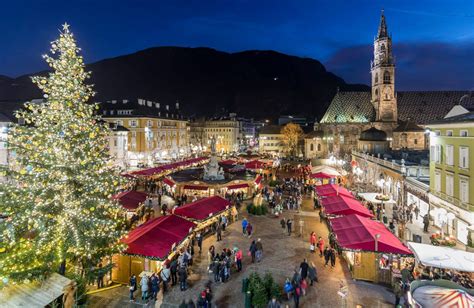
[408,280,474,308]
[173,195,234,231]
[330,214,412,283]
[245,160,267,171]
[310,172,335,186]
[315,184,354,198]
[321,195,374,218]
[182,183,210,197]
[112,215,196,284]
[128,157,208,178]
[112,190,148,213]
[358,192,396,205]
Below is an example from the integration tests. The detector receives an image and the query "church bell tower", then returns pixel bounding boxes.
[371,10,397,122]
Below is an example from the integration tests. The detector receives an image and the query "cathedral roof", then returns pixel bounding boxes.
[305,130,325,139]
[320,91,474,125]
[393,119,424,132]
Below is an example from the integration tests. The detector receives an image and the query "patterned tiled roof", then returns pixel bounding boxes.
[320,91,474,125]
[320,92,374,123]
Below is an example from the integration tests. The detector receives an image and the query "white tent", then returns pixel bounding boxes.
[310,165,341,176]
[358,192,396,204]
[408,242,474,273]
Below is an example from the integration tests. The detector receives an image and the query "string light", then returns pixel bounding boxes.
[0,23,127,286]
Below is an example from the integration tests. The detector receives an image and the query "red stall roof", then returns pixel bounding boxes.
[227,183,249,190]
[310,172,336,179]
[173,196,231,221]
[219,159,237,165]
[254,175,262,185]
[129,157,208,176]
[183,185,208,191]
[315,184,353,198]
[113,190,148,211]
[330,214,412,255]
[122,215,196,260]
[162,178,175,187]
[321,195,374,218]
[245,160,266,170]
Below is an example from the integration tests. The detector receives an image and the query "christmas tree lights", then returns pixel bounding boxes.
[0,23,127,285]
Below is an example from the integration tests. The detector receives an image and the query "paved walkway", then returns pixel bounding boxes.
[89,195,395,308]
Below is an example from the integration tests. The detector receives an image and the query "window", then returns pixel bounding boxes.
[431,144,442,164]
[459,147,469,169]
[115,120,123,126]
[383,71,391,84]
[113,139,117,147]
[446,174,454,196]
[374,73,378,84]
[317,144,321,151]
[460,178,469,203]
[434,172,441,192]
[310,144,314,151]
[414,139,418,145]
[129,120,137,128]
[446,145,454,166]
[446,130,453,136]
[435,130,441,136]
[147,120,153,127]
[460,130,468,137]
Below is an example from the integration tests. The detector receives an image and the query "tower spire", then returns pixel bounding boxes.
[377,9,388,39]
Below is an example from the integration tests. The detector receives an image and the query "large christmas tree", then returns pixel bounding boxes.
[0,24,126,285]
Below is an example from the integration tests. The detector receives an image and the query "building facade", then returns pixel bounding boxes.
[427,112,474,244]
[258,125,284,155]
[102,99,189,167]
[303,130,326,159]
[318,11,473,158]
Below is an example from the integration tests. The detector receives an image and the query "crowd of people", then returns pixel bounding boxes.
[283,259,318,307]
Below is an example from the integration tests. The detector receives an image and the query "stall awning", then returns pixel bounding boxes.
[408,242,474,272]
[330,214,412,255]
[162,178,175,187]
[227,183,249,190]
[122,215,196,260]
[173,196,231,221]
[358,192,396,204]
[245,160,266,170]
[112,190,148,211]
[129,157,208,176]
[183,185,208,191]
[0,273,71,308]
[321,195,374,218]
[254,175,262,185]
[219,159,237,165]
[315,184,353,198]
[310,172,336,179]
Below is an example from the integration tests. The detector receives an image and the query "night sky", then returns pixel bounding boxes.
[1,0,473,90]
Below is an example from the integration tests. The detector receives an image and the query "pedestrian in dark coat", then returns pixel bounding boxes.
[249,240,257,263]
[129,274,137,301]
[324,247,330,266]
[299,259,309,280]
[150,273,160,300]
[308,262,318,286]
[330,248,336,267]
[178,266,188,291]
[286,219,292,236]
[170,259,178,286]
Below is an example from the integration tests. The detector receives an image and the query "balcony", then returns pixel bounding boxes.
[431,190,472,211]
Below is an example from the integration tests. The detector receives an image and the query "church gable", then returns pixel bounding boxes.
[320,91,374,124]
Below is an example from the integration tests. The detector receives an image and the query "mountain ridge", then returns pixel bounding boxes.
[0,46,369,119]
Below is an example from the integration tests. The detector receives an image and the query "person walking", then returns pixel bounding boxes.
[178,266,188,291]
[308,262,318,286]
[129,274,137,302]
[286,219,292,236]
[330,247,336,268]
[170,258,178,286]
[267,297,281,308]
[246,222,253,238]
[242,218,248,235]
[196,232,203,253]
[414,206,420,220]
[280,218,286,232]
[216,224,222,241]
[393,279,403,307]
[140,274,149,302]
[221,215,227,231]
[235,247,243,272]
[310,232,317,253]
[160,265,171,293]
[283,278,293,301]
[293,283,301,308]
[318,236,325,257]
[255,238,263,262]
[150,273,159,300]
[324,246,330,267]
[423,214,430,232]
[97,263,104,289]
[249,240,257,263]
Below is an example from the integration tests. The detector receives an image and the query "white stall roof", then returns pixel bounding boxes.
[408,242,474,273]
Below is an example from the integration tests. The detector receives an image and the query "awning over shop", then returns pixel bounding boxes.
[310,165,341,176]
[0,273,72,308]
[219,159,237,165]
[183,185,208,191]
[408,242,474,272]
[173,196,231,221]
[254,175,262,185]
[113,190,148,211]
[122,215,196,260]
[245,160,266,170]
[227,183,249,190]
[321,195,374,218]
[330,214,412,255]
[129,157,208,176]
[410,281,474,308]
[315,184,353,198]
[162,177,175,187]
[310,172,336,179]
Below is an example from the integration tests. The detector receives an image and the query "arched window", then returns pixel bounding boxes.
[380,44,385,51]
[317,144,321,151]
[383,71,391,84]
[374,89,379,98]
[310,144,314,151]
[374,73,378,84]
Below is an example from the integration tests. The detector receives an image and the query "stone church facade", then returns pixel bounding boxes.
[317,11,473,158]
